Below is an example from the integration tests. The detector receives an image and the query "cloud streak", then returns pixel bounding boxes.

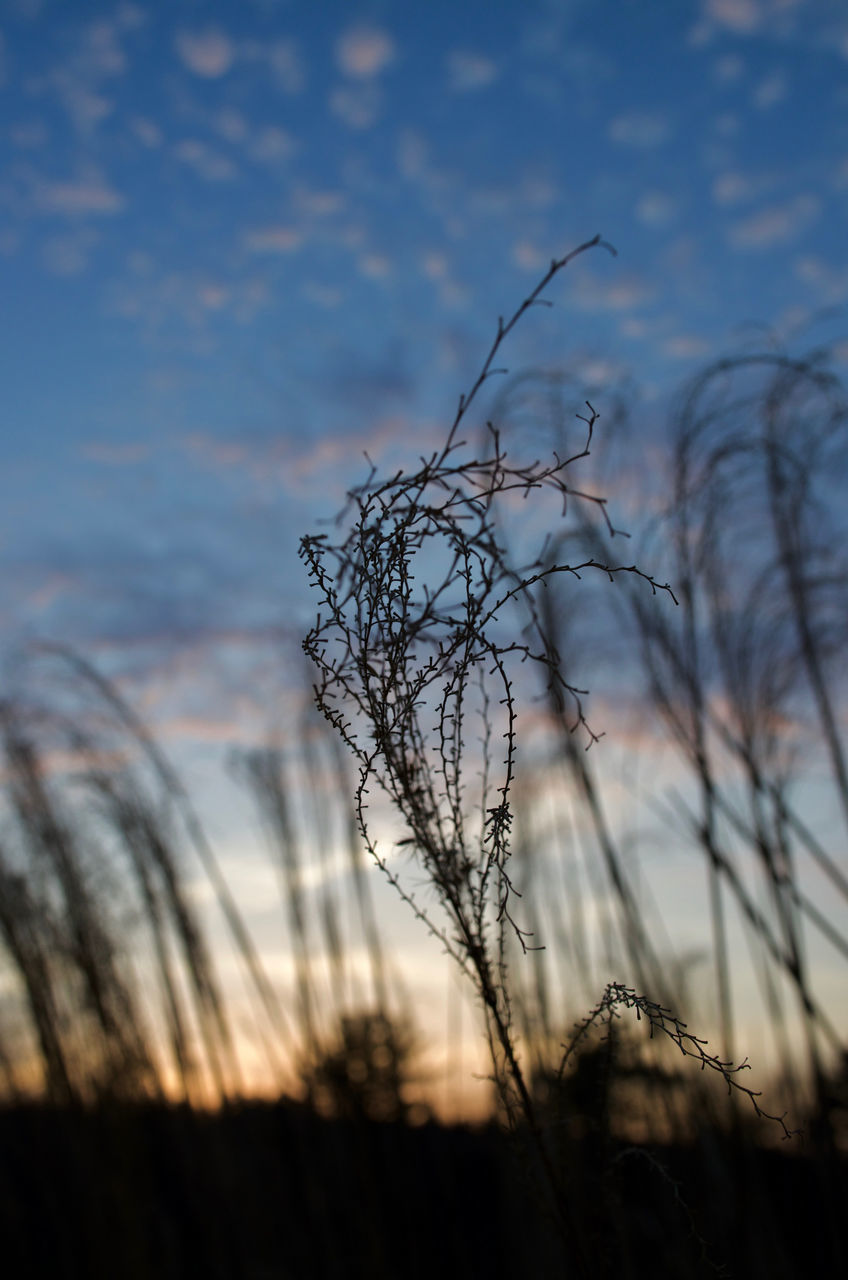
[335,26,395,78]
[729,194,819,248]
[175,27,235,78]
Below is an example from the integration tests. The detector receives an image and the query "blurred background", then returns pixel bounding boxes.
[1,0,846,1135]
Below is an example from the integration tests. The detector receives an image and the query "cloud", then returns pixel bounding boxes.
[36,169,124,215]
[512,240,545,271]
[242,38,307,93]
[29,11,144,134]
[636,191,677,228]
[174,138,237,182]
[50,79,113,131]
[446,50,498,92]
[243,225,302,253]
[293,185,346,217]
[794,255,848,304]
[701,0,804,36]
[705,0,762,33]
[25,572,76,614]
[608,110,671,149]
[84,18,128,76]
[214,107,248,143]
[10,120,49,148]
[249,126,296,163]
[421,251,448,281]
[728,194,819,248]
[358,252,391,279]
[130,116,162,148]
[752,71,786,108]
[267,40,306,93]
[574,272,655,312]
[329,83,381,129]
[286,415,433,489]
[711,169,771,205]
[106,263,267,333]
[713,53,745,82]
[42,227,99,275]
[336,26,395,78]
[175,27,235,78]
[662,334,711,359]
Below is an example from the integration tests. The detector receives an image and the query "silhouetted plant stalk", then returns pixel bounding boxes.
[300,238,700,1254]
[562,983,797,1138]
[0,652,299,1105]
[626,350,848,1120]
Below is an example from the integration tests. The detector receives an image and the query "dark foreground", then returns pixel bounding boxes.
[2,1100,845,1280]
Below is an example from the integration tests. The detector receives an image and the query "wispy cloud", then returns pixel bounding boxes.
[243,225,302,253]
[175,27,235,78]
[335,26,395,78]
[241,38,307,93]
[266,40,306,93]
[27,9,142,133]
[293,185,346,218]
[695,0,812,43]
[794,254,848,304]
[446,50,499,92]
[728,194,819,248]
[35,167,124,215]
[608,110,672,148]
[752,70,787,109]
[25,571,77,614]
[713,53,745,82]
[662,334,711,359]
[574,271,656,312]
[41,227,99,275]
[130,116,162,148]
[420,250,448,281]
[214,107,248,143]
[357,252,391,279]
[329,82,381,130]
[107,264,267,333]
[248,126,296,164]
[635,191,678,228]
[712,169,773,206]
[174,138,237,182]
[705,0,764,34]
[285,414,437,492]
[205,111,296,165]
[9,120,49,148]
[512,240,545,271]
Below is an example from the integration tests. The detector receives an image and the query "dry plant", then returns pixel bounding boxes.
[0,650,290,1106]
[301,237,671,1119]
[626,350,848,1126]
[561,982,796,1138]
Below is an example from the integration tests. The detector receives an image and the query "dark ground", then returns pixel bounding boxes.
[1,1099,845,1280]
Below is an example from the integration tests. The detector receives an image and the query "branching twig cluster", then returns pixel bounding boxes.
[561,982,798,1139]
[299,238,675,1125]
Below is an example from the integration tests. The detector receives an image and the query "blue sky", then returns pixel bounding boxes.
[2,0,847,1105]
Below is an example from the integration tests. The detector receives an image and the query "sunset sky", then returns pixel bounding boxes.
[2,0,847,1107]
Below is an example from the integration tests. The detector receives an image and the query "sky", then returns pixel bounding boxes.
[2,0,847,1110]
